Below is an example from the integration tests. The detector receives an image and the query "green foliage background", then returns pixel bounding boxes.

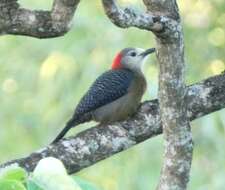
[0,0,224,189]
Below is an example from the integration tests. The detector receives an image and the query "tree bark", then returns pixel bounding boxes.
[0,73,224,175]
[151,1,193,190]
[0,0,80,38]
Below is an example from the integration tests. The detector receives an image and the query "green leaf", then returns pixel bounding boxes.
[27,179,44,190]
[32,157,82,190]
[0,166,27,182]
[73,177,101,190]
[0,179,26,190]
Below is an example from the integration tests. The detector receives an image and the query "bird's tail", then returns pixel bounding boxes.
[51,118,78,144]
[51,113,92,144]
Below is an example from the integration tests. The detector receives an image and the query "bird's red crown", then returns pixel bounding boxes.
[112,52,122,69]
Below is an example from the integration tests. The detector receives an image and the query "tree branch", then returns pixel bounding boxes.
[0,0,80,38]
[144,0,193,189]
[102,0,163,32]
[0,73,224,174]
[114,0,192,189]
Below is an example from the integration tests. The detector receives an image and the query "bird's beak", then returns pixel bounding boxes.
[140,48,156,57]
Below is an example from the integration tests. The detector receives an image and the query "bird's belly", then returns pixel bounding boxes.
[92,93,140,123]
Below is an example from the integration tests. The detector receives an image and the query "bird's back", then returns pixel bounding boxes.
[73,69,134,118]
[73,69,146,123]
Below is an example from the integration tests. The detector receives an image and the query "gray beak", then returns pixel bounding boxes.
[140,48,156,57]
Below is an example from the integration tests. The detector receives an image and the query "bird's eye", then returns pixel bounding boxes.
[130,52,137,57]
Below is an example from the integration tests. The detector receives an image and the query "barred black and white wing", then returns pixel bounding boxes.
[74,69,134,118]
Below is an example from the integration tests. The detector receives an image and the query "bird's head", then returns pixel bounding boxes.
[111,47,155,71]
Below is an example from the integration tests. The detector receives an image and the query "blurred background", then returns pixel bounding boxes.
[0,0,225,189]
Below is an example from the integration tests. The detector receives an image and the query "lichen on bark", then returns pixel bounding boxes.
[0,73,224,174]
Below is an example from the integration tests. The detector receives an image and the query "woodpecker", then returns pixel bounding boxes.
[52,47,155,143]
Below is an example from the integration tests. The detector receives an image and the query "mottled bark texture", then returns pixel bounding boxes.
[0,73,224,174]
[0,0,80,38]
[152,1,193,190]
